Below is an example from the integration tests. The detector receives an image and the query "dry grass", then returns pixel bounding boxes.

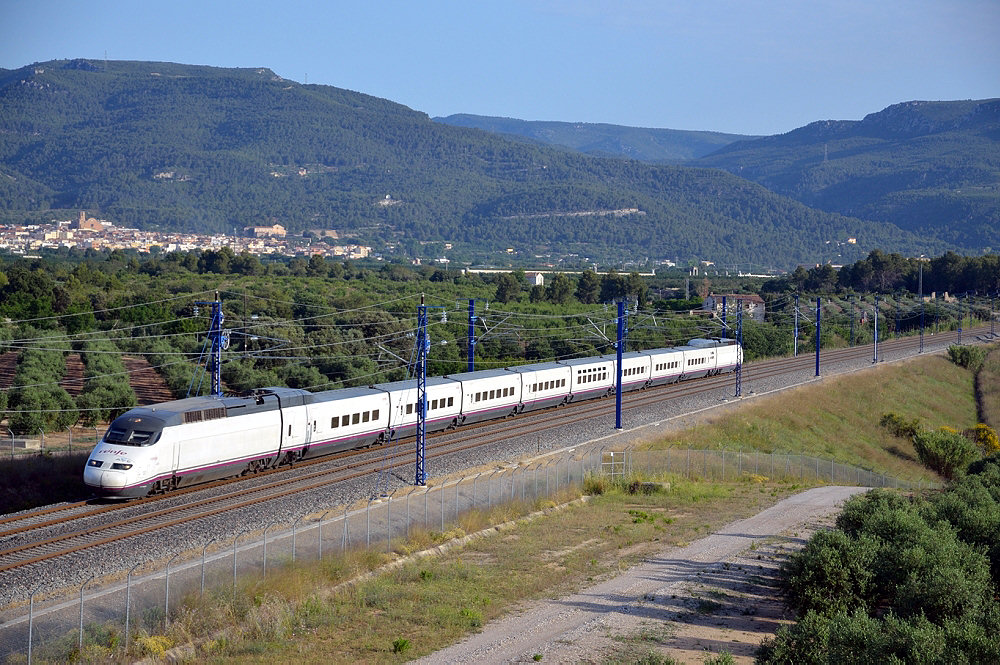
[977,346,1000,429]
[127,479,795,664]
[71,352,981,663]
[642,355,978,485]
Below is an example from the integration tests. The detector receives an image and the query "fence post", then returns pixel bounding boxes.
[78,573,96,653]
[387,495,392,554]
[292,515,304,563]
[124,562,142,652]
[454,479,460,521]
[318,510,330,559]
[233,529,251,591]
[263,522,276,577]
[406,490,412,539]
[165,552,180,629]
[366,499,373,548]
[440,482,446,531]
[27,584,43,665]
[201,538,216,597]
[341,507,349,553]
[424,487,430,527]
[68,426,73,454]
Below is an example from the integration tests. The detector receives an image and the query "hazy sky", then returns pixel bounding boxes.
[2,0,997,135]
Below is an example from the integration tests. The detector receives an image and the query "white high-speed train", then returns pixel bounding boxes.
[84,338,741,498]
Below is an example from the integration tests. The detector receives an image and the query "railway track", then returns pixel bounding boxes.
[0,326,990,575]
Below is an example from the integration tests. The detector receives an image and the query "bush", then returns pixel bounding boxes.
[948,345,986,372]
[880,412,922,439]
[912,428,981,479]
[756,610,830,664]
[781,530,879,618]
[966,424,1000,454]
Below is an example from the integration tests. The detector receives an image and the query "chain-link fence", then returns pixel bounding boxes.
[2,425,103,460]
[0,447,928,663]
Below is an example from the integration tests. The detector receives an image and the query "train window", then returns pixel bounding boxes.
[448,397,454,407]
[353,413,360,425]
[488,390,494,399]
[431,399,437,410]
[363,411,370,423]
[331,417,339,428]
[288,425,292,436]
[372,409,379,420]
[406,404,413,415]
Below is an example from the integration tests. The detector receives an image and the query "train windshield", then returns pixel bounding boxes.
[103,415,164,446]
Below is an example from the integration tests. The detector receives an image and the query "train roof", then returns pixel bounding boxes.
[505,361,566,373]
[598,351,651,361]
[443,368,513,381]
[311,386,386,403]
[372,377,458,392]
[558,356,615,367]
[687,338,739,348]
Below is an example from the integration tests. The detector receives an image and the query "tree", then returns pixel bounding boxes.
[575,270,600,304]
[546,272,573,304]
[494,272,521,303]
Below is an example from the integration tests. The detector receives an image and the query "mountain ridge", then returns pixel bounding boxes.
[0,59,957,268]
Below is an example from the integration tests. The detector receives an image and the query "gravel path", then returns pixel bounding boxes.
[416,485,868,664]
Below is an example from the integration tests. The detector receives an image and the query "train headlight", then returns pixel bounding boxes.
[111,463,133,470]
[88,460,104,468]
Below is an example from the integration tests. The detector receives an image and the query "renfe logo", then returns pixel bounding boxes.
[100,449,129,456]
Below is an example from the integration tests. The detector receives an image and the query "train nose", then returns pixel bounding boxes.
[99,470,127,491]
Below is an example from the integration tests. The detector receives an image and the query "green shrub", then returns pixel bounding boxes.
[912,428,980,479]
[948,345,986,372]
[880,412,922,439]
[781,530,879,618]
[756,610,830,664]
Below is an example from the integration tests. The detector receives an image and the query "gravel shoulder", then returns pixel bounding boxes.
[416,485,868,664]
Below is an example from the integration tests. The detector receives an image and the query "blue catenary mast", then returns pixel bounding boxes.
[721,295,727,339]
[815,297,821,377]
[194,291,225,397]
[873,294,879,363]
[793,294,799,357]
[415,301,429,486]
[467,299,476,372]
[615,300,626,430]
[734,301,743,398]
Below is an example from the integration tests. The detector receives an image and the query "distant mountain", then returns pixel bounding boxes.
[434,114,756,162]
[0,59,952,268]
[694,99,1000,252]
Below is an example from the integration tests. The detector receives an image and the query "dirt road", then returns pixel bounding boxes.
[416,485,867,664]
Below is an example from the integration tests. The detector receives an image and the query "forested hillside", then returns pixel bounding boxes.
[434,114,755,162]
[694,99,1000,252]
[0,59,948,268]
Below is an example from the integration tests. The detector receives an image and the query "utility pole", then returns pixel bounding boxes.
[958,294,963,345]
[467,299,477,372]
[873,294,879,364]
[815,297,821,377]
[615,300,626,430]
[735,301,743,398]
[415,297,429,486]
[894,293,900,339]
[849,295,855,347]
[919,263,925,353]
[793,294,799,357]
[194,291,225,397]
[721,296,727,339]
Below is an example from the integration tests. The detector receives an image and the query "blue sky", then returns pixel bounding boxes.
[1,0,997,135]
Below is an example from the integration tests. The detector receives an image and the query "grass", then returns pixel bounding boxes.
[642,354,978,485]
[46,352,985,663]
[977,345,1000,428]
